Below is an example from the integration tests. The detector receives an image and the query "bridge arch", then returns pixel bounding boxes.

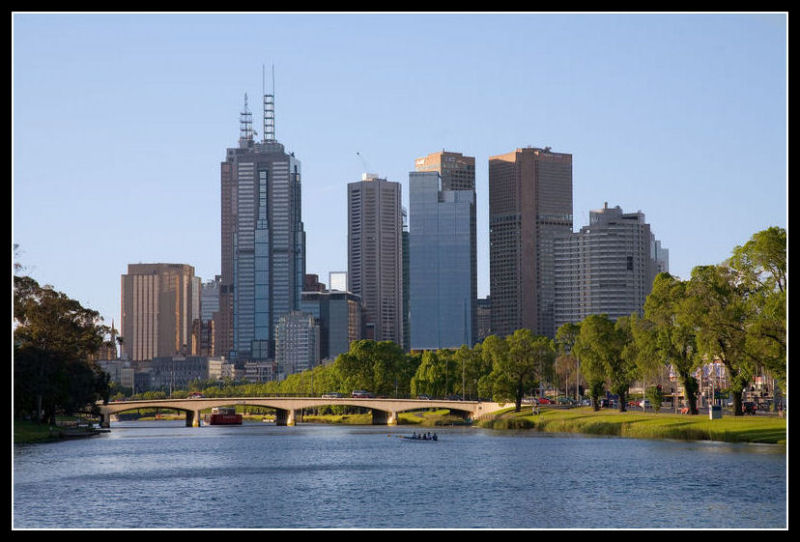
[98,398,507,428]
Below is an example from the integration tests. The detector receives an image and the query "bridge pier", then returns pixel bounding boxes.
[184,410,201,427]
[100,412,110,429]
[371,410,398,425]
[275,408,303,426]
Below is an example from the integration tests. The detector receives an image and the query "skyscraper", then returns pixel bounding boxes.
[301,290,364,360]
[219,91,305,362]
[408,170,475,350]
[415,150,476,192]
[120,263,200,361]
[275,310,320,375]
[414,150,477,347]
[347,173,404,345]
[489,146,573,339]
[554,203,667,328]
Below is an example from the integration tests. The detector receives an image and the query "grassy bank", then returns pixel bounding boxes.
[14,419,105,444]
[478,406,786,445]
[14,420,60,444]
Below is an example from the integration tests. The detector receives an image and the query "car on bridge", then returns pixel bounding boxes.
[351,390,375,398]
[321,392,343,399]
[417,394,431,400]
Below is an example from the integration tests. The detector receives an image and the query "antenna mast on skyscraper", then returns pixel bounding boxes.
[263,64,276,143]
[240,93,254,143]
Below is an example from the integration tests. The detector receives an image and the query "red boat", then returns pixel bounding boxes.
[208,407,242,425]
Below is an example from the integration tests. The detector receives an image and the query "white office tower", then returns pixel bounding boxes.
[554,203,667,328]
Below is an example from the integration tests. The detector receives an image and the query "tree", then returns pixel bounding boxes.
[573,314,631,412]
[729,227,787,397]
[643,273,701,414]
[411,350,444,397]
[453,343,489,400]
[685,264,755,416]
[613,315,642,412]
[645,385,665,412]
[333,340,408,396]
[486,329,555,412]
[555,322,581,400]
[14,275,111,424]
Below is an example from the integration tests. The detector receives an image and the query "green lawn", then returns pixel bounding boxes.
[480,406,786,445]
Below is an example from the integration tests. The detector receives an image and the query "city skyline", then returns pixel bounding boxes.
[12,12,787,329]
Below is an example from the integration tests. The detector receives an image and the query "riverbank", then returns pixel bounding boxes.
[478,406,787,445]
[14,419,107,444]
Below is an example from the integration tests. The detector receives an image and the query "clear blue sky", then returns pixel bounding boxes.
[12,12,787,328]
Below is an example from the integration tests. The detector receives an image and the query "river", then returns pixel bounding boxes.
[12,421,787,529]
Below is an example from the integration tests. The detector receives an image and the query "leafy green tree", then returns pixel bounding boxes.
[14,275,111,424]
[453,343,489,400]
[613,315,642,412]
[729,227,787,397]
[333,340,407,396]
[645,385,665,412]
[573,314,615,411]
[555,322,581,399]
[411,350,444,397]
[686,264,755,416]
[479,335,512,404]
[643,273,701,414]
[486,329,554,412]
[573,314,633,412]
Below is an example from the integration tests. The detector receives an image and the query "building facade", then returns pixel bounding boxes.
[219,94,306,362]
[301,290,364,360]
[489,146,573,339]
[408,170,475,350]
[347,173,404,345]
[414,150,477,348]
[328,271,347,292]
[200,275,221,323]
[275,310,320,376]
[415,150,476,192]
[553,203,667,328]
[476,296,492,344]
[120,263,201,361]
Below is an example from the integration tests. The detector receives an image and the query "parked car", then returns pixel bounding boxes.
[556,397,574,405]
[351,390,374,398]
[537,397,553,405]
[580,399,591,406]
[743,401,757,415]
[321,392,343,399]
[638,399,651,408]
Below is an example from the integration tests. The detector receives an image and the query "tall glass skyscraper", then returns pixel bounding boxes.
[408,171,475,350]
[219,93,305,361]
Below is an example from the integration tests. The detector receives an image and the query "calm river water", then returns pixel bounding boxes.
[13,421,787,529]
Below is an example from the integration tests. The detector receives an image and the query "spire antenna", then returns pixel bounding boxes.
[239,92,253,144]
[263,64,275,143]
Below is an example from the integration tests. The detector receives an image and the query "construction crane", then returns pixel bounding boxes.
[356,151,370,173]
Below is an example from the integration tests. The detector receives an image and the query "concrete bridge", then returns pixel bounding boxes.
[98,397,509,428]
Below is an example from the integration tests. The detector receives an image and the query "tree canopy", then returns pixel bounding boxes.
[14,275,111,424]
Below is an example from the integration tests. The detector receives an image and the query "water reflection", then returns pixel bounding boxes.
[13,422,786,529]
